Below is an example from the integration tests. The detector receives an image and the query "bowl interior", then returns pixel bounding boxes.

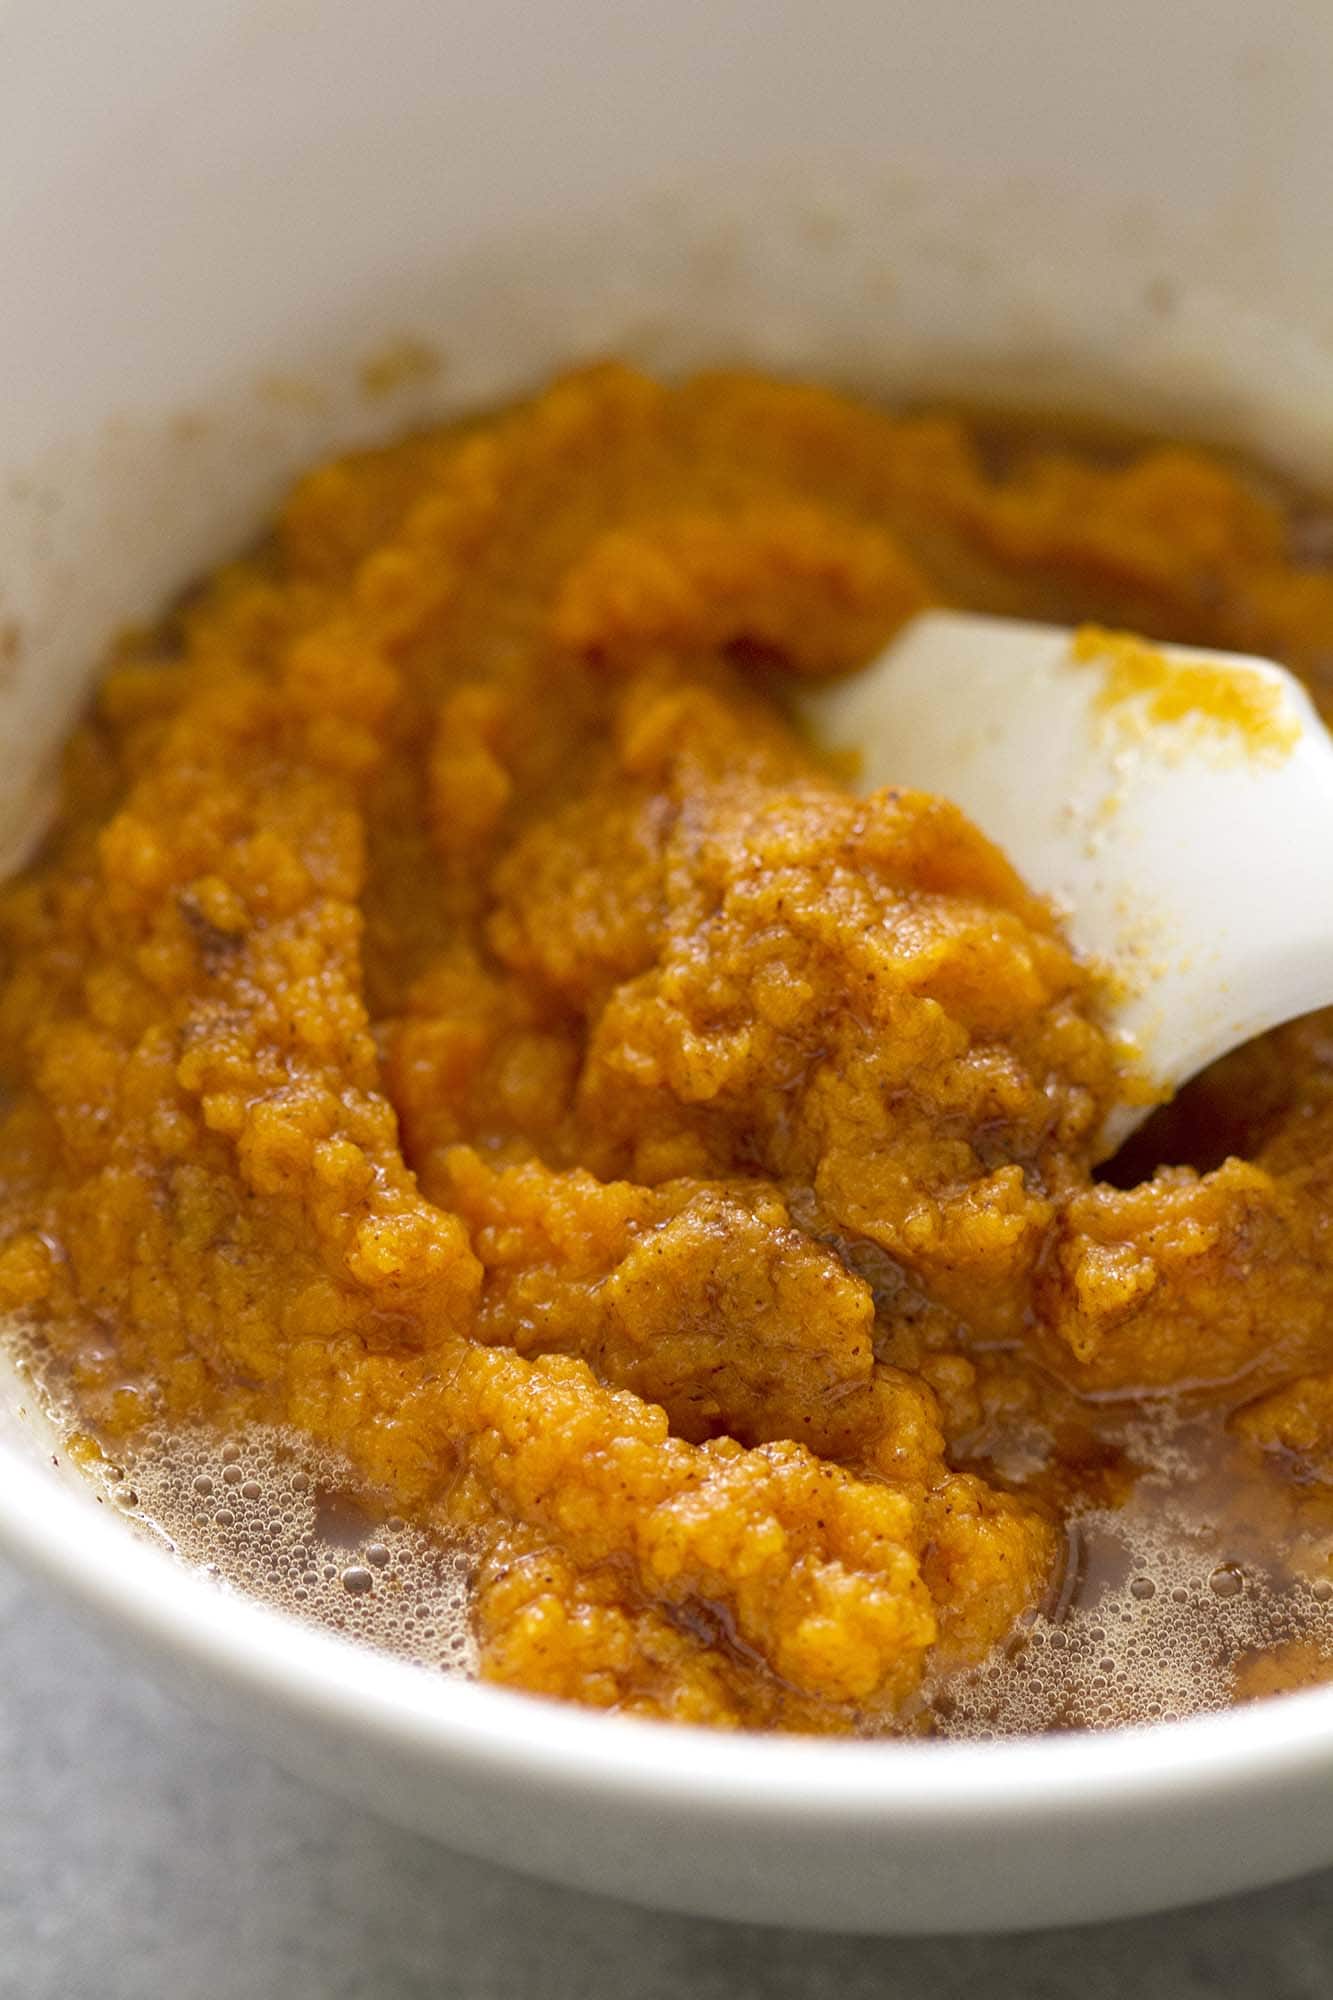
[6,0,1333,1932]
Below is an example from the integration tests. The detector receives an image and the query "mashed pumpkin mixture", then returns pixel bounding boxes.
[7,365,1333,1733]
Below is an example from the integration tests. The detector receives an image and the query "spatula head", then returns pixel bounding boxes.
[800,611,1333,1150]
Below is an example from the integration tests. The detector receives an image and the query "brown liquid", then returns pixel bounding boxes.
[935,1396,1333,1736]
[20,1305,1333,1733]
[4,1312,478,1679]
[125,1422,477,1674]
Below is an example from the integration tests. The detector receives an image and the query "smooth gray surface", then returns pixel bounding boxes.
[1,1557,1331,1999]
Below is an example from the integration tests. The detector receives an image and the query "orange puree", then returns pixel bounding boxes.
[7,366,1333,1732]
[1072,625,1300,759]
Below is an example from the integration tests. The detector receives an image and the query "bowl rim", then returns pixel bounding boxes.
[7,1427,1333,1826]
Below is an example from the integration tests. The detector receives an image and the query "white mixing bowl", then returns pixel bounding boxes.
[4,0,1333,1933]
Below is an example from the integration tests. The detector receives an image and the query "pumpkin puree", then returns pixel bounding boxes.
[7,365,1333,1731]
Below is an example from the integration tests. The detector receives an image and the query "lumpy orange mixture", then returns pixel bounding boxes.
[7,366,1333,1731]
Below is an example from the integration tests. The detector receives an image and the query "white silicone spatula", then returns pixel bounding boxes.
[798,613,1333,1153]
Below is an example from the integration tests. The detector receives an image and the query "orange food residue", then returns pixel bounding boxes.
[1072,624,1299,759]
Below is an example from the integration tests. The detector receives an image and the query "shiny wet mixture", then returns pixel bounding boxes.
[6,366,1333,1734]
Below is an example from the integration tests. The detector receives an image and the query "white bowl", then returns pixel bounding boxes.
[4,0,1333,1934]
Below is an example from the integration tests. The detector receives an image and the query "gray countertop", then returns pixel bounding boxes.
[2,1555,1331,2000]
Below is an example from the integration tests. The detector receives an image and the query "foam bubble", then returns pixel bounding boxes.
[8,1313,1333,1732]
[932,1403,1333,1738]
[0,1314,478,1679]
